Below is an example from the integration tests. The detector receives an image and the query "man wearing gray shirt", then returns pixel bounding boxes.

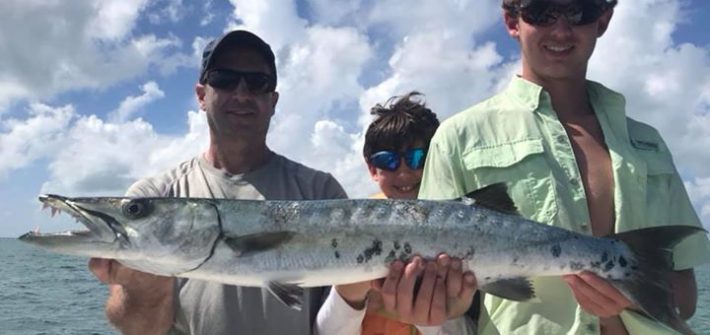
[89,30,347,335]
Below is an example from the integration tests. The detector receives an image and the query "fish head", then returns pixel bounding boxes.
[20,195,222,274]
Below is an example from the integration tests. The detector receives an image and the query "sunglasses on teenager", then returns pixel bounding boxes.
[510,1,613,27]
[206,69,276,94]
[369,148,427,172]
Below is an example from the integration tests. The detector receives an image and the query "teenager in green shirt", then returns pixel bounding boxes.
[419,1,710,334]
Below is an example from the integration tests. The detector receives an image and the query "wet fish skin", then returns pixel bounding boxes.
[19,184,703,335]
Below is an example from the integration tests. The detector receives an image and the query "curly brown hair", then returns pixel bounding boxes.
[363,92,440,161]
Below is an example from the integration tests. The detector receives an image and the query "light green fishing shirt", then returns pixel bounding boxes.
[419,76,710,335]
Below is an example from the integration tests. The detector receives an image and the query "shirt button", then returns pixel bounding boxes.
[569,178,579,186]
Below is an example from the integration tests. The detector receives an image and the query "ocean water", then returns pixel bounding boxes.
[1,238,709,335]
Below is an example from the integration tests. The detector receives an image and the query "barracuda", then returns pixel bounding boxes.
[19,184,703,335]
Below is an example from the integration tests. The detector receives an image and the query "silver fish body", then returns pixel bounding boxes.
[20,184,703,335]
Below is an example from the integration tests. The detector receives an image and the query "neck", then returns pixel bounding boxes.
[205,137,272,175]
[523,73,593,122]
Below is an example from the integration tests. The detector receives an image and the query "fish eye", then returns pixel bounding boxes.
[122,199,151,219]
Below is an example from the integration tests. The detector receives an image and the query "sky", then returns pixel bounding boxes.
[0,0,709,237]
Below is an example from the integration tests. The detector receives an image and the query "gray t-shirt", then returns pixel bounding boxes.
[126,153,348,335]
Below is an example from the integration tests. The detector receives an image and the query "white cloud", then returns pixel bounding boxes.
[88,0,150,40]
[0,104,75,178]
[40,110,208,196]
[109,81,165,122]
[200,0,217,26]
[589,0,710,179]
[147,0,187,24]
[0,0,190,112]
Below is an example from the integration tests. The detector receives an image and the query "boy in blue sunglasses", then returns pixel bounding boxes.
[317,92,478,335]
[363,92,439,200]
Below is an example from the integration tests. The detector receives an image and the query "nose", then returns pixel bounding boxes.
[229,78,252,100]
[548,16,574,38]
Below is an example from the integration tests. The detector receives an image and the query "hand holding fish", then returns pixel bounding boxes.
[88,258,174,335]
[563,271,633,317]
[374,254,477,326]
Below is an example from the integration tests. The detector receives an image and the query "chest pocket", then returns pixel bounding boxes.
[637,147,676,226]
[462,138,557,223]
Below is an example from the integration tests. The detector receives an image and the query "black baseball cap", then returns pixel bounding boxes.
[199,30,277,87]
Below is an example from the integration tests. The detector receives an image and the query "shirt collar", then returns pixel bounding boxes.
[504,76,628,136]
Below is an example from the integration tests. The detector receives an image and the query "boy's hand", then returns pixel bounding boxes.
[375,254,477,326]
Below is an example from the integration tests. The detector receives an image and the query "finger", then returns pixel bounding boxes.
[381,261,405,312]
[459,272,477,301]
[397,257,424,318]
[564,275,617,317]
[429,272,448,325]
[88,258,112,283]
[577,272,633,308]
[447,258,464,298]
[412,260,438,323]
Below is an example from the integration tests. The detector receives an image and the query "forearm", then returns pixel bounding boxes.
[315,287,366,335]
[106,282,175,335]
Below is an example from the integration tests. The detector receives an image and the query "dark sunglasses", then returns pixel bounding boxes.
[513,1,611,27]
[369,148,427,172]
[206,69,276,94]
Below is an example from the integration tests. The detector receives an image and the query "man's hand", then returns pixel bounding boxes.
[375,254,477,326]
[89,258,175,335]
[563,271,632,317]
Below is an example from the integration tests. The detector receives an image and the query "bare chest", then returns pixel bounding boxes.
[563,118,615,236]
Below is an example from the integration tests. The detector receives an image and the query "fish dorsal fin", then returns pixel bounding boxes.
[460,183,519,215]
[224,232,297,257]
[480,277,535,301]
[267,281,304,311]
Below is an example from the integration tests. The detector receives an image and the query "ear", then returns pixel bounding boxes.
[596,9,614,37]
[366,163,379,181]
[196,83,207,111]
[270,91,279,116]
[503,10,521,40]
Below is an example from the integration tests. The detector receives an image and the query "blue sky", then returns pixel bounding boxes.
[1,0,709,237]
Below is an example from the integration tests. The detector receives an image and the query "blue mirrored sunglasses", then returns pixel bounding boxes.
[369,148,427,172]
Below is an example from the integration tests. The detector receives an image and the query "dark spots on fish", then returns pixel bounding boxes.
[393,241,401,250]
[559,264,567,270]
[601,251,609,263]
[603,260,615,272]
[631,265,638,271]
[334,251,340,259]
[570,262,584,271]
[590,261,601,269]
[512,256,519,264]
[551,244,562,258]
[619,256,627,267]
[357,255,364,264]
[398,253,410,262]
[484,276,491,281]
[586,323,596,332]
[331,239,338,248]
[362,239,383,262]
[625,272,631,278]
[404,242,412,254]
[385,250,397,263]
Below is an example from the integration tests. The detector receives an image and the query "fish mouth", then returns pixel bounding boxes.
[19,194,123,246]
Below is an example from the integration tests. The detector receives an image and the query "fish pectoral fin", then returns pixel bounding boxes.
[459,183,519,215]
[480,277,535,301]
[224,231,298,257]
[266,281,304,311]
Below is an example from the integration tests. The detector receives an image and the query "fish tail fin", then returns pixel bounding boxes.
[612,225,704,335]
